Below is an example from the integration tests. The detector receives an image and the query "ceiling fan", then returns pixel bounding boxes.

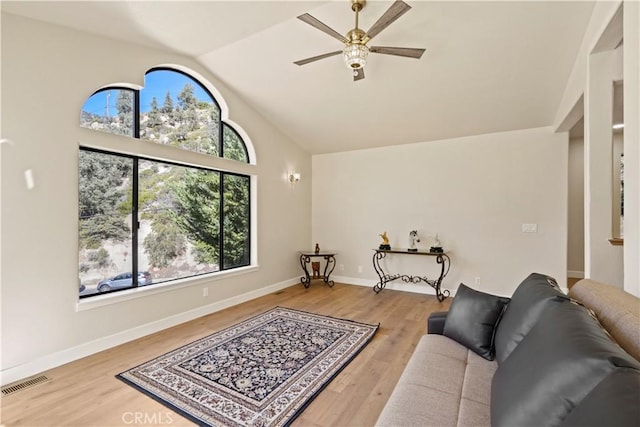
[294,0,425,81]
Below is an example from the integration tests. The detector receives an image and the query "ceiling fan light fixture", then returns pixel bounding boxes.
[343,44,369,69]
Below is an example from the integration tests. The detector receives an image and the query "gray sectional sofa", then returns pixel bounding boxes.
[376,273,640,427]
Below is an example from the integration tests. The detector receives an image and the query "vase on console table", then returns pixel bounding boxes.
[429,233,443,253]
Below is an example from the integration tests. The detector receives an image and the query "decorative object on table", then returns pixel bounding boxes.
[312,261,321,279]
[299,250,337,288]
[430,233,443,253]
[379,231,391,250]
[408,230,420,252]
[314,243,320,254]
[372,248,450,301]
[118,307,379,427]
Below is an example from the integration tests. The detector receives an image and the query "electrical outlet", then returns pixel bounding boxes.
[357,265,363,273]
[475,277,481,285]
[522,223,538,233]
[203,287,208,297]
[339,264,344,272]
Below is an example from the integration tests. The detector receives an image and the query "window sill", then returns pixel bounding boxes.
[609,238,624,246]
[76,265,259,312]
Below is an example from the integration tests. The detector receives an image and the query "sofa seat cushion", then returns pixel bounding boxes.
[376,334,496,427]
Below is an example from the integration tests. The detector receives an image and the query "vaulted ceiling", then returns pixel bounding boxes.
[2,1,595,154]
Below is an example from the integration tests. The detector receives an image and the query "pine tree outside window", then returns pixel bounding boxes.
[79,68,252,298]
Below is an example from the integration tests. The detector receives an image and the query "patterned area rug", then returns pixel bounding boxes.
[117,307,379,426]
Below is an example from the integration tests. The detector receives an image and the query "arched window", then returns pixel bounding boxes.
[81,68,249,163]
[80,87,135,137]
[79,68,252,298]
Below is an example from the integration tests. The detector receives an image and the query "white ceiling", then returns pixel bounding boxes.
[2,1,595,154]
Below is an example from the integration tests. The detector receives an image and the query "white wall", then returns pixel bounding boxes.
[585,48,624,287]
[312,127,568,297]
[555,1,640,296]
[623,0,640,296]
[568,137,585,277]
[1,14,311,383]
[554,1,622,126]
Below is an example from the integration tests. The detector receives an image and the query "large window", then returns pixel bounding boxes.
[79,69,251,298]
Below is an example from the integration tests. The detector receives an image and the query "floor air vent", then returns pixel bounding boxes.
[2,375,50,396]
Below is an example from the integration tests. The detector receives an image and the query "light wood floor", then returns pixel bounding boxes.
[1,282,450,426]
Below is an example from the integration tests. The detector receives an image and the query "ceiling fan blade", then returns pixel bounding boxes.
[353,68,365,82]
[370,46,425,59]
[297,13,349,44]
[294,50,342,66]
[363,0,412,42]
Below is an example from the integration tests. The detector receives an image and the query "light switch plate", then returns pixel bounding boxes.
[522,223,538,233]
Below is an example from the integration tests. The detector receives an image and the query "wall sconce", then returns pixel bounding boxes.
[288,171,301,183]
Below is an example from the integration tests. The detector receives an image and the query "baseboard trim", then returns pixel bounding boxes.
[0,278,298,386]
[568,270,585,279]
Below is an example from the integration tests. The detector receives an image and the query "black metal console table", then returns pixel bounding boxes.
[372,248,450,301]
[299,251,337,288]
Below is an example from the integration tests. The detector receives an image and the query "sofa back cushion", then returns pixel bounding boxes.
[493,272,563,364]
[559,368,640,426]
[569,279,640,362]
[491,297,640,427]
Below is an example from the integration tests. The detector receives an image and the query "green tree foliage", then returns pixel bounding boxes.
[79,151,131,249]
[222,174,250,268]
[162,91,174,115]
[178,84,199,132]
[177,83,197,109]
[223,124,248,162]
[143,212,186,268]
[146,96,162,130]
[88,247,112,269]
[138,82,220,156]
[115,90,133,135]
[80,89,133,137]
[171,169,221,265]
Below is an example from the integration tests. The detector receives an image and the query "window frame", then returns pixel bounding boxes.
[78,67,254,302]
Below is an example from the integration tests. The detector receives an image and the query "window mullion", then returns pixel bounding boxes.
[132,158,139,286]
[219,173,225,271]
[219,111,223,158]
[131,90,140,287]
[134,90,140,139]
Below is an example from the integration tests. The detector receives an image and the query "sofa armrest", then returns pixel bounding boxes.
[428,311,448,335]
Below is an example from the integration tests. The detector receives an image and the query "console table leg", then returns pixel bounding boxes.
[299,254,311,288]
[372,251,387,293]
[323,255,336,287]
[434,254,451,302]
